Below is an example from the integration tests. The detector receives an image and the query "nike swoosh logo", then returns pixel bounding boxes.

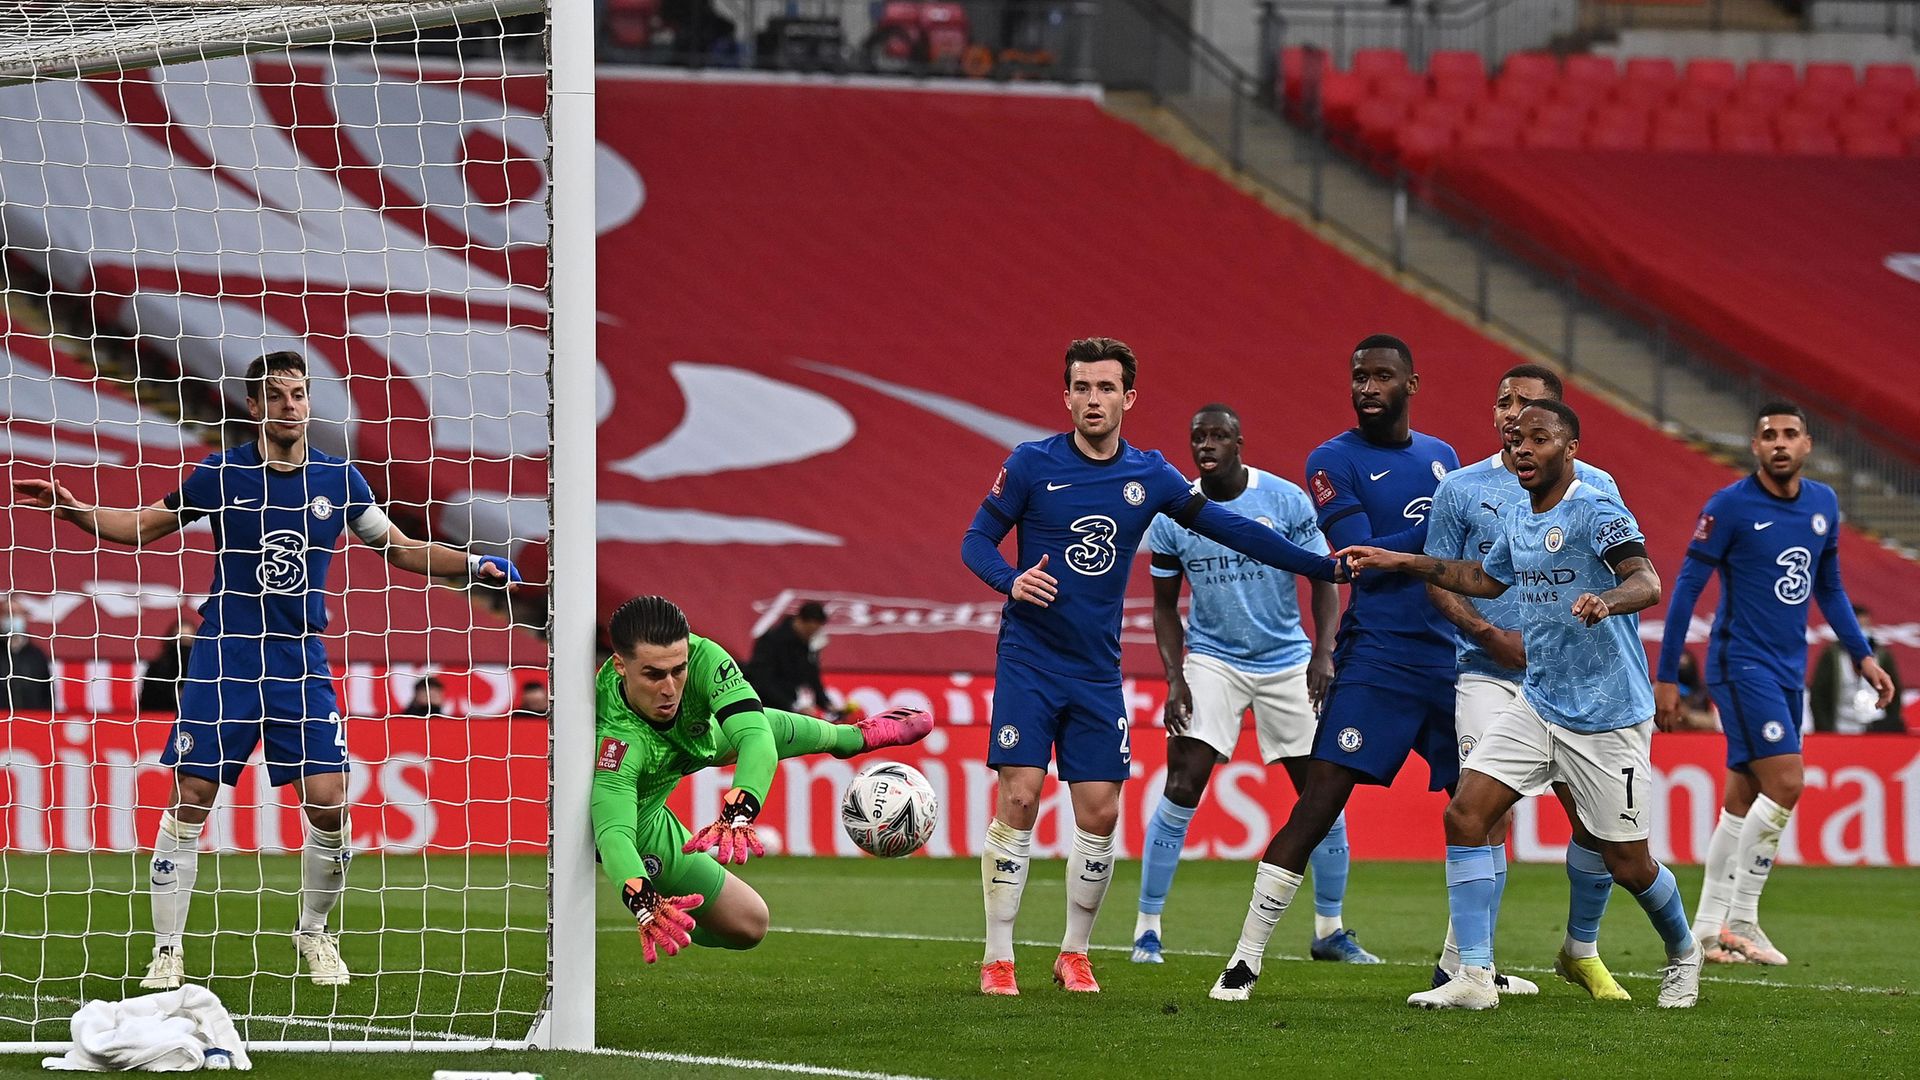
[236,498,259,505]
[991,878,1019,886]
[1369,470,1391,481]
[1047,482,1072,491]
[1753,522,1774,530]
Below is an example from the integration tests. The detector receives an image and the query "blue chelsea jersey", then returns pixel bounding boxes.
[1148,468,1327,674]
[1426,452,1620,679]
[165,443,382,640]
[1482,481,1655,733]
[1685,475,1849,688]
[1306,428,1461,672]
[979,435,1199,682]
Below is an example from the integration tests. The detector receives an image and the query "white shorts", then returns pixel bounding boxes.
[1454,674,1549,797]
[1466,696,1654,843]
[1180,653,1315,764]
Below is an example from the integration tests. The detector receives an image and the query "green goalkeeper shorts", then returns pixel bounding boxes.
[629,807,727,910]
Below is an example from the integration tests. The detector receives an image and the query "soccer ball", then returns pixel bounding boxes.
[840,761,938,858]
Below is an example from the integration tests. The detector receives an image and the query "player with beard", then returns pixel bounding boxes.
[1211,334,1460,1001]
[1656,403,1892,966]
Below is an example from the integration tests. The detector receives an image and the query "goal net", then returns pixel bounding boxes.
[0,0,588,1054]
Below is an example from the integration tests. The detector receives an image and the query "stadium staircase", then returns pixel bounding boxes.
[1107,0,1920,553]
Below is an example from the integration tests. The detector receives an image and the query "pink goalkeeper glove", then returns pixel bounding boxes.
[683,787,765,865]
[622,877,701,964]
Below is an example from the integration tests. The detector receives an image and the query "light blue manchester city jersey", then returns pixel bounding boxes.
[1482,481,1654,734]
[1427,453,1619,680]
[1148,468,1328,674]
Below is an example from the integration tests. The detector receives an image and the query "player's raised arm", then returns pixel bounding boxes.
[1180,499,1341,582]
[14,477,187,547]
[343,470,520,585]
[1340,546,1509,599]
[1423,478,1525,670]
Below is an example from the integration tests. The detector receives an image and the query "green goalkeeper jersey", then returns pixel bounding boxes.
[590,635,775,890]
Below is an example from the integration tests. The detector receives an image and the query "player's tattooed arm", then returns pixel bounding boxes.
[1573,555,1661,626]
[1338,547,1509,599]
[1426,584,1526,669]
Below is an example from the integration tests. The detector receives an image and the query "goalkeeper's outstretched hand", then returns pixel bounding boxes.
[622,877,701,964]
[683,788,764,865]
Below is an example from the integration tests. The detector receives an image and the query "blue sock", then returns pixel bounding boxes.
[1310,811,1350,919]
[1564,840,1613,944]
[1137,797,1197,916]
[1487,843,1508,964]
[1444,844,1497,970]
[1634,863,1693,956]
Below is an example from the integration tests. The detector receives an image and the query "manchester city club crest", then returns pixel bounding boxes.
[1337,727,1363,752]
[1545,526,1565,552]
[1123,481,1145,506]
[1458,734,1477,761]
[1811,513,1829,536]
[996,725,1020,749]
[310,495,334,520]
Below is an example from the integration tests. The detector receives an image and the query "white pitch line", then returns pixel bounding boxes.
[580,1048,937,1079]
[700,924,1908,996]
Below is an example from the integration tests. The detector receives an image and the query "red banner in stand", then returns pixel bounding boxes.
[6,700,1915,866]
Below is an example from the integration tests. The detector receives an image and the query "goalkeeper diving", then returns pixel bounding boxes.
[593,595,934,961]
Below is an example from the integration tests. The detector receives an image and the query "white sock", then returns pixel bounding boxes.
[981,818,1033,964]
[1440,921,1461,975]
[1229,862,1302,975]
[1062,828,1115,955]
[1133,911,1162,939]
[1730,796,1792,925]
[1314,914,1343,939]
[299,823,351,934]
[149,812,203,951]
[1692,808,1744,939]
[1561,934,1598,959]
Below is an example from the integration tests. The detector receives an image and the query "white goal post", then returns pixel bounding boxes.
[0,0,597,1055]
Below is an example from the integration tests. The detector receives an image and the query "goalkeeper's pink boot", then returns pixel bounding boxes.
[855,707,934,753]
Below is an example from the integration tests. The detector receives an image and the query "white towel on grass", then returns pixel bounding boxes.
[41,986,250,1072]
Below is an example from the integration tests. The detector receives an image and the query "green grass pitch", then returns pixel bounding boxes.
[2,855,1915,1078]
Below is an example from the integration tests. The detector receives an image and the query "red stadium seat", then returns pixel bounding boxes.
[1472,99,1527,129]
[1842,130,1905,158]
[1501,52,1559,83]
[1352,48,1409,81]
[1279,45,1311,106]
[1684,58,1739,88]
[1651,125,1712,152]
[1744,60,1798,99]
[1715,107,1771,137]
[1459,122,1521,150]
[1318,71,1367,130]
[1714,126,1776,154]
[1894,111,1920,142]
[1372,69,1429,105]
[1548,79,1608,114]
[1586,124,1648,151]
[1564,54,1619,86]
[1356,99,1411,157]
[1410,96,1471,130]
[1850,87,1908,117]
[1803,62,1858,96]
[1492,74,1552,107]
[1429,50,1486,82]
[1591,103,1652,132]
[1671,81,1732,112]
[1653,106,1711,135]
[1862,63,1917,96]
[1393,121,1453,173]
[1610,79,1670,110]
[1624,57,1680,86]
[1774,108,1833,140]
[1521,122,1582,149]
[1836,111,1892,138]
[1789,84,1848,114]
[1532,100,1589,130]
[1432,72,1489,104]
[1778,127,1840,155]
